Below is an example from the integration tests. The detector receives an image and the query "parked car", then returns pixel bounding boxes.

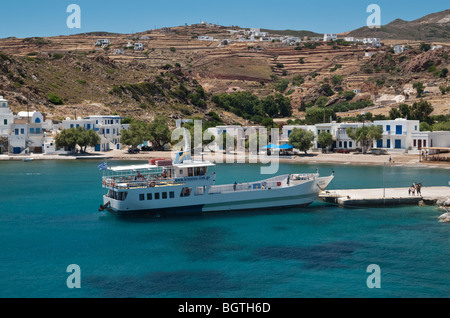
[128,148,140,154]
[141,146,153,152]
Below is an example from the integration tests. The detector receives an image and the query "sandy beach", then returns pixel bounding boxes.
[92,150,450,169]
[1,149,449,169]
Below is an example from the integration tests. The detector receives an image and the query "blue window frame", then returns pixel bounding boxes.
[377,140,383,148]
[396,125,402,135]
[386,125,391,132]
[30,128,35,134]
[344,141,348,148]
[106,129,110,134]
[387,139,391,148]
[36,128,41,134]
[395,140,401,149]
[87,124,91,130]
[349,142,353,148]
[20,128,24,134]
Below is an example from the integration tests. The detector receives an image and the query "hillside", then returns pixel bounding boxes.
[0,16,449,126]
[348,9,450,42]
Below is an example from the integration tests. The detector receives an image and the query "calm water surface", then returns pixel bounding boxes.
[0,160,449,298]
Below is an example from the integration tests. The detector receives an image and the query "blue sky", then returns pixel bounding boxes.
[0,0,448,38]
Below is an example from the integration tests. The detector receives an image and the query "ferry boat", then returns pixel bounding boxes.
[100,156,334,216]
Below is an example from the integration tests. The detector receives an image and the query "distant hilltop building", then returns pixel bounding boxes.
[363,38,381,47]
[134,43,144,51]
[95,39,111,47]
[323,34,338,41]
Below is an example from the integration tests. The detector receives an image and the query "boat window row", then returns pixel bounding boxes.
[140,191,176,201]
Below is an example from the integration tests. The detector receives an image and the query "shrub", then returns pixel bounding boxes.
[48,93,63,105]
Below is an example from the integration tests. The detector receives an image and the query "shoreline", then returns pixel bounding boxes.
[1,150,449,169]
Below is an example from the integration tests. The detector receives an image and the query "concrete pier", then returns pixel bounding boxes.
[320,187,450,207]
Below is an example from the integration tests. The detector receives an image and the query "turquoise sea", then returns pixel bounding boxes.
[0,160,449,298]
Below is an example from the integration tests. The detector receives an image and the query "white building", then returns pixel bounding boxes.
[0,96,15,137]
[60,115,129,152]
[95,39,111,47]
[373,118,420,152]
[394,45,407,54]
[198,36,215,41]
[363,38,381,47]
[323,34,338,41]
[134,43,144,51]
[344,37,355,42]
[410,131,450,154]
[206,125,246,152]
[431,45,443,51]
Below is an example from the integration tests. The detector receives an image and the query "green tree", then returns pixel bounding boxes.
[346,125,383,154]
[317,131,333,152]
[75,127,100,153]
[420,43,431,52]
[420,122,432,132]
[410,100,434,123]
[432,121,450,131]
[288,128,315,154]
[292,75,305,86]
[149,116,171,150]
[120,121,151,148]
[331,75,343,86]
[413,82,425,98]
[321,84,334,96]
[305,107,335,125]
[55,128,78,151]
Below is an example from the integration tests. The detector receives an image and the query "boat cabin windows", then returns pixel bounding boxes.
[162,192,168,199]
[155,193,160,200]
[180,187,192,197]
[170,191,175,199]
[147,193,152,200]
[188,168,194,177]
[108,190,128,201]
[139,194,145,201]
[195,186,206,196]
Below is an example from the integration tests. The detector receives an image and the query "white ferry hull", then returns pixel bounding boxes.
[102,175,333,216]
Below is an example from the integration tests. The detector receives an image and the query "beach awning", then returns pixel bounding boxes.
[279,143,294,150]
[262,144,280,149]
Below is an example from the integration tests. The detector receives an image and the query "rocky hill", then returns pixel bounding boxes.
[0,14,449,126]
[348,9,450,42]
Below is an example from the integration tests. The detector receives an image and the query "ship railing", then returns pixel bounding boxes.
[102,177,183,189]
[209,177,290,195]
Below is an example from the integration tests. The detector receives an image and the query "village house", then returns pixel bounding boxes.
[95,39,111,47]
[60,115,130,152]
[8,111,46,154]
[0,96,15,138]
[394,45,408,54]
[363,38,381,47]
[323,34,338,41]
[372,118,420,152]
[134,43,144,51]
